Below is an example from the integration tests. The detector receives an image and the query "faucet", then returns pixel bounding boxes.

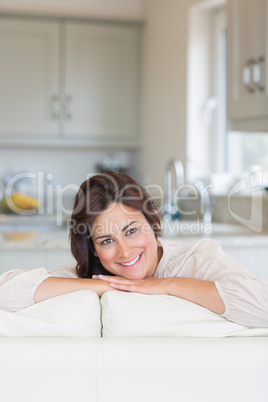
[194,179,213,235]
[163,158,184,221]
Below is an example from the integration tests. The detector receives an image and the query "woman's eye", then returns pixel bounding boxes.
[101,238,114,246]
[126,228,138,236]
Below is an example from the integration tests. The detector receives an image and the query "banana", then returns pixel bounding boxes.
[11,192,39,210]
[3,231,39,241]
[0,192,39,212]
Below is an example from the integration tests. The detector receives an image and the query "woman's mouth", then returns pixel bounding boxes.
[119,253,142,268]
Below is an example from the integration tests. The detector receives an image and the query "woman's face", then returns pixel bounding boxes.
[91,203,161,279]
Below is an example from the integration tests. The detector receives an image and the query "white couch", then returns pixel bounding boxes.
[1,290,268,402]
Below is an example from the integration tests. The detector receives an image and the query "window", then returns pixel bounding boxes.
[228,132,268,175]
[187,1,268,189]
[187,2,227,183]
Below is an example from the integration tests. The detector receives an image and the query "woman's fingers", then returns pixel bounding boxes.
[92,275,169,295]
[92,275,113,281]
[92,274,132,285]
[109,282,136,292]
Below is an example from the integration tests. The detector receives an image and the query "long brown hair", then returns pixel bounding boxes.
[69,170,161,278]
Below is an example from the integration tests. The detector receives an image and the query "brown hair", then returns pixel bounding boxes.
[69,170,161,278]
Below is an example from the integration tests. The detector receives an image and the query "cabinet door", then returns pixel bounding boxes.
[254,0,268,116]
[223,246,268,280]
[0,250,47,273]
[0,17,60,137]
[64,22,140,142]
[227,0,257,120]
[227,0,268,122]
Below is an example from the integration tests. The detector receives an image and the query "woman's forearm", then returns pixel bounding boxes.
[33,277,113,303]
[93,274,225,315]
[166,277,225,315]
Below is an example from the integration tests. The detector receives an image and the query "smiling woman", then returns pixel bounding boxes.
[1,170,268,328]
[69,170,161,278]
[90,203,160,279]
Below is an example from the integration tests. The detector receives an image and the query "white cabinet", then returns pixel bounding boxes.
[222,245,268,280]
[0,16,141,146]
[227,0,268,130]
[0,249,75,274]
[0,17,60,137]
[64,23,140,141]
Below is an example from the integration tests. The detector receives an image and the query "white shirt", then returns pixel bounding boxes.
[154,238,268,327]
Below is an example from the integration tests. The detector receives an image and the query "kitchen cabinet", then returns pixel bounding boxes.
[0,16,141,147]
[227,0,268,131]
[64,22,140,141]
[0,229,75,273]
[0,238,268,280]
[0,17,60,137]
[0,249,75,273]
[222,244,268,281]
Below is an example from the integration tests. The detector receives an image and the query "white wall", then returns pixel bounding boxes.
[187,5,211,181]
[140,0,201,188]
[140,0,226,190]
[0,147,139,215]
[0,0,145,20]
[0,147,137,187]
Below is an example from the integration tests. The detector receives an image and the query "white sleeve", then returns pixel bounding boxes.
[187,239,268,327]
[185,239,268,328]
[0,268,55,312]
[215,275,268,328]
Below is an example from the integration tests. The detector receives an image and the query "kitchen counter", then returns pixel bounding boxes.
[173,234,268,247]
[1,227,268,250]
[0,230,70,250]
[161,220,268,246]
[0,223,268,279]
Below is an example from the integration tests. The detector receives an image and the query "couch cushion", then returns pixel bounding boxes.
[101,291,268,337]
[0,290,101,337]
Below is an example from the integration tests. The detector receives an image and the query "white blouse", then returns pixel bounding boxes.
[154,238,268,328]
[0,237,267,328]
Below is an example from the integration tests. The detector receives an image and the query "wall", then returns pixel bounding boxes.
[0,147,137,187]
[0,147,138,215]
[140,0,200,188]
[141,0,186,188]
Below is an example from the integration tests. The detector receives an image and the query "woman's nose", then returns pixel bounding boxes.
[117,240,133,259]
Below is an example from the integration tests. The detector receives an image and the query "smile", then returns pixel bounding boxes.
[119,253,142,267]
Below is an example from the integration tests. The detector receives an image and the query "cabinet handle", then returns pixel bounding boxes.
[243,59,255,93]
[51,94,61,120]
[65,95,74,119]
[253,56,265,92]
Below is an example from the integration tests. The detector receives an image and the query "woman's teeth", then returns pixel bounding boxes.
[120,254,141,267]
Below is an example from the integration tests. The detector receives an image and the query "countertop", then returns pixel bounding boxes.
[0,230,70,250]
[1,214,268,250]
[1,228,268,250]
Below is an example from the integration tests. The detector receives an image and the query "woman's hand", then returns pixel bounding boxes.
[92,275,172,295]
[93,274,225,314]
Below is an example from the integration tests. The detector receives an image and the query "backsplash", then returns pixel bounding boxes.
[0,147,139,193]
[153,193,268,232]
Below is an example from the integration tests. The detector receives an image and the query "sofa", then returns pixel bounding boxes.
[1,290,268,402]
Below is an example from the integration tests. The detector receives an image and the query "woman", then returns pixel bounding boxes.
[1,171,268,328]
